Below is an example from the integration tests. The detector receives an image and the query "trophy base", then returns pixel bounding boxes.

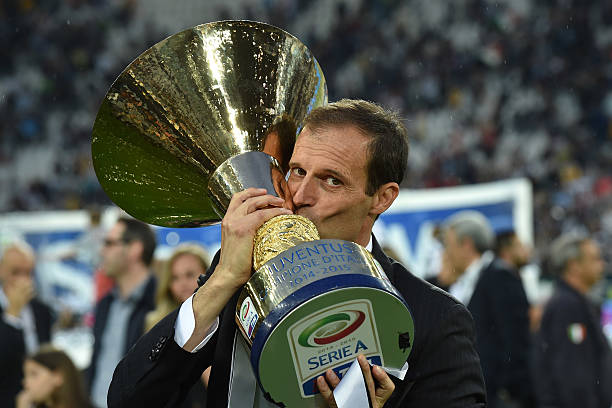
[235,240,415,407]
[253,284,413,407]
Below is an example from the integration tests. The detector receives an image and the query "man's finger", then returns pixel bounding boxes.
[226,188,268,212]
[252,207,293,224]
[18,280,35,296]
[316,375,332,395]
[357,355,377,402]
[372,365,395,403]
[325,369,341,389]
[241,194,286,215]
[316,375,337,407]
[26,286,36,301]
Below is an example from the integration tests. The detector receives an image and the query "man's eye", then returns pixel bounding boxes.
[292,167,306,176]
[325,177,341,186]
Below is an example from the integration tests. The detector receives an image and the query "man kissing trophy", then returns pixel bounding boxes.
[93,20,414,407]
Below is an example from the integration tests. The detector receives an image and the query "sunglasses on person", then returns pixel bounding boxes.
[103,238,129,247]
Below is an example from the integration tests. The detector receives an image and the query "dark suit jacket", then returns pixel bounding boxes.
[88,275,157,389]
[533,280,612,408]
[0,299,53,408]
[467,258,535,408]
[109,236,486,407]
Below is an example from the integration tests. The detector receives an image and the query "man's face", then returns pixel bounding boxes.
[287,125,375,245]
[0,248,34,287]
[576,240,605,288]
[100,221,129,278]
[169,253,205,304]
[443,228,469,274]
[508,234,530,269]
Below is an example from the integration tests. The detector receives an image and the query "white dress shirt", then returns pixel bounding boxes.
[0,285,39,354]
[448,251,494,305]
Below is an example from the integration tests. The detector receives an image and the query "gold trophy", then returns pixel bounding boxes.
[92,21,413,407]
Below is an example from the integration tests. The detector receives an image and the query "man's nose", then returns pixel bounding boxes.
[291,177,316,207]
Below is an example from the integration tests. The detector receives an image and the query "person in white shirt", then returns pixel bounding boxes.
[441,211,495,305]
[0,240,53,408]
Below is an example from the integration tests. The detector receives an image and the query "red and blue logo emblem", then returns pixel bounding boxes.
[298,310,366,347]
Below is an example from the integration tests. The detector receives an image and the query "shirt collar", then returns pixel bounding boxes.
[365,236,373,252]
[0,285,7,309]
[449,250,494,304]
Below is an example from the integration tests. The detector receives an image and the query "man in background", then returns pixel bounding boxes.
[469,230,535,407]
[534,233,612,408]
[88,216,157,408]
[441,210,495,305]
[0,240,53,408]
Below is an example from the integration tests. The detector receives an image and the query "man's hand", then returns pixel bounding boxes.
[215,188,292,289]
[4,278,34,318]
[184,188,292,351]
[15,389,33,408]
[316,354,395,407]
[437,250,461,287]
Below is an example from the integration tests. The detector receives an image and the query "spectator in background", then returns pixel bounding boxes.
[534,233,612,408]
[79,208,114,303]
[440,210,495,305]
[469,230,535,408]
[0,241,53,408]
[145,243,210,332]
[426,250,456,292]
[145,243,211,408]
[88,217,157,408]
[16,345,94,408]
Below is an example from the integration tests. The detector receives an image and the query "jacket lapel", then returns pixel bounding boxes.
[370,235,396,284]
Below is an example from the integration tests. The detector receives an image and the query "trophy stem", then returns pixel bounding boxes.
[208,151,285,218]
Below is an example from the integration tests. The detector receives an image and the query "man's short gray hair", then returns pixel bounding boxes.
[443,210,495,254]
[0,239,35,263]
[548,232,589,275]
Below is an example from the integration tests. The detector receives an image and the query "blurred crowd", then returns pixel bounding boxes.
[1,218,211,408]
[1,1,612,406]
[427,212,611,408]
[0,0,163,212]
[2,0,612,260]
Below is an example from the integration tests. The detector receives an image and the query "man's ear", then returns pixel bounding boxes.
[369,182,400,216]
[564,258,578,277]
[460,237,478,255]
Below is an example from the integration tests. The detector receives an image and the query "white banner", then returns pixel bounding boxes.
[0,178,533,313]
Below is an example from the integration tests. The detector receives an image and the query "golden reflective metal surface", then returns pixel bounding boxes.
[253,214,319,270]
[92,20,327,227]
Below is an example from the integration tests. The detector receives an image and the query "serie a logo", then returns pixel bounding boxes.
[287,299,383,397]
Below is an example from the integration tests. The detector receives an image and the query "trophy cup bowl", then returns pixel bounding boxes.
[92,20,413,407]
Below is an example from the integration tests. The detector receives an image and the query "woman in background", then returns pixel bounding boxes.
[145,243,211,332]
[145,243,211,408]
[17,345,93,408]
